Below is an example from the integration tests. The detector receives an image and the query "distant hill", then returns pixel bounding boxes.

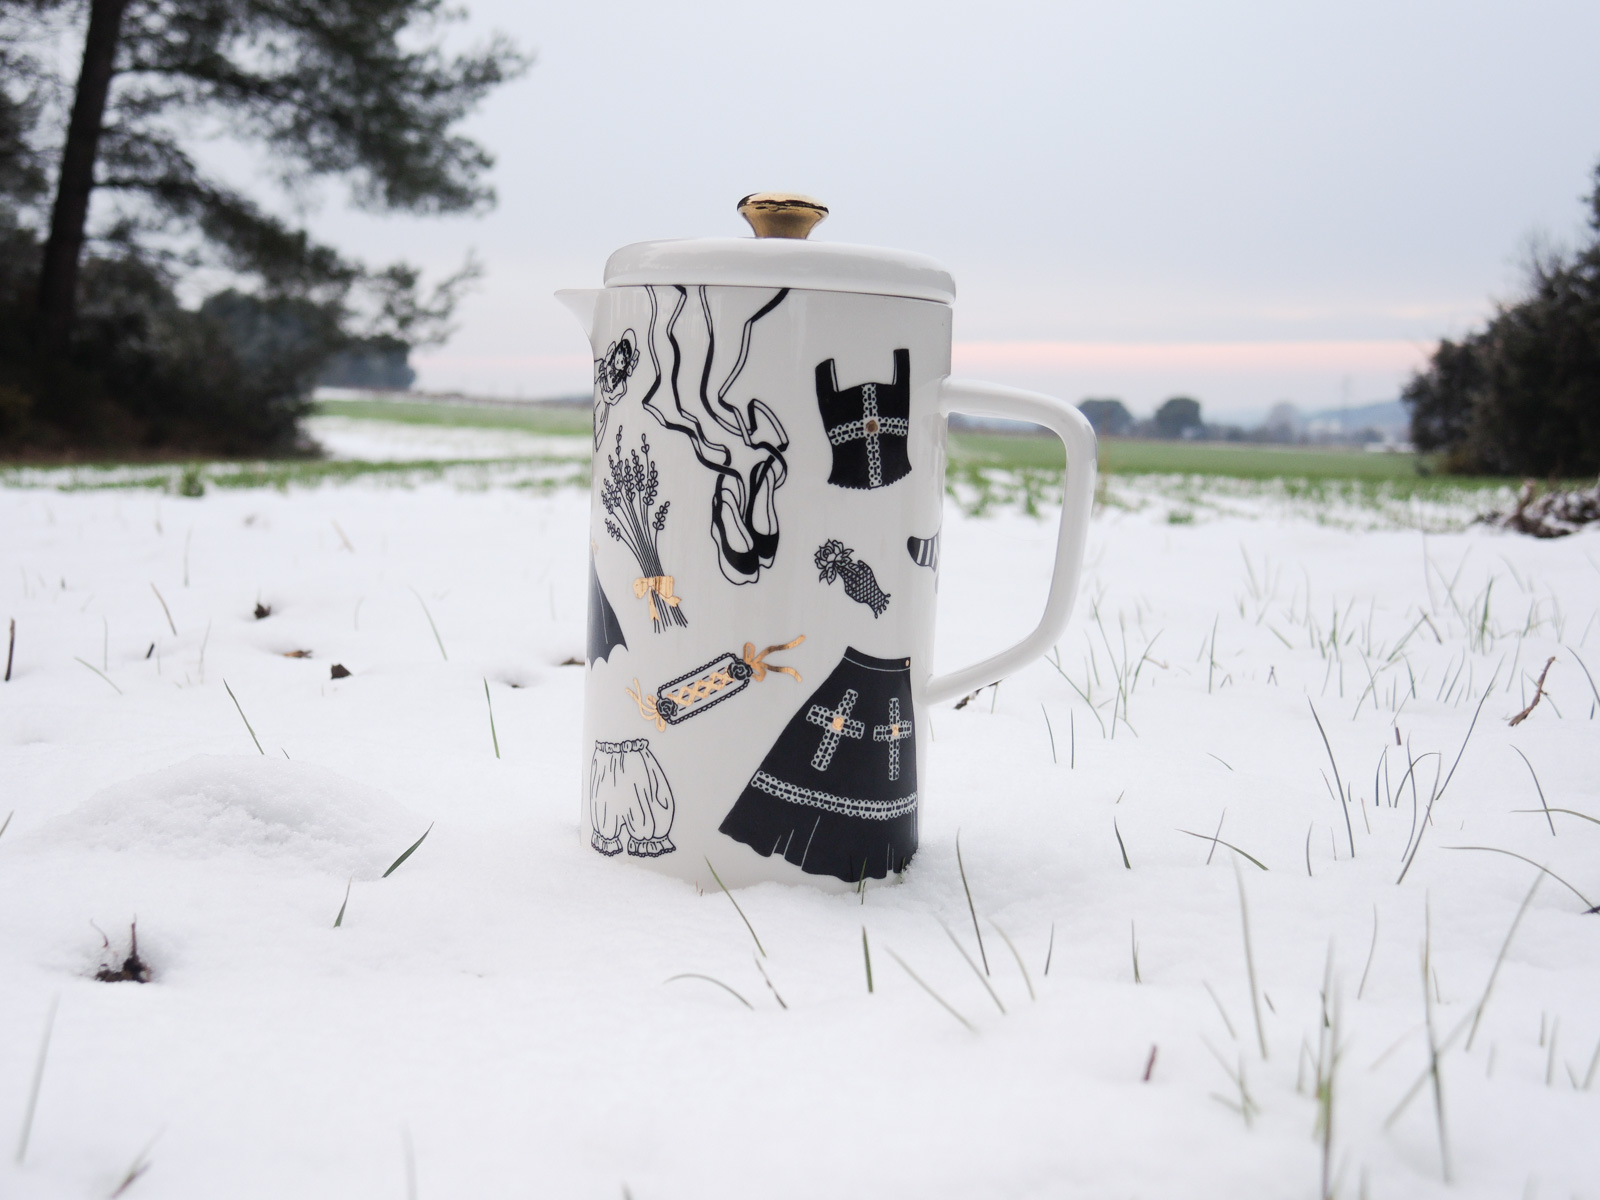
[1302,399,1409,436]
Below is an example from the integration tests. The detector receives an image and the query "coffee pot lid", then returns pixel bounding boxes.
[601,193,956,305]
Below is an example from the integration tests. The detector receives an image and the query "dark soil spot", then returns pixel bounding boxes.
[282,649,312,658]
[253,603,272,619]
[558,656,582,667]
[95,921,152,984]
[330,663,351,679]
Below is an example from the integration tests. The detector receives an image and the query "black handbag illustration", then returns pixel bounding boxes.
[814,349,912,490]
[718,647,916,882]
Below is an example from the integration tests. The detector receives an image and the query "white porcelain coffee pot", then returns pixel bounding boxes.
[560,194,1095,890]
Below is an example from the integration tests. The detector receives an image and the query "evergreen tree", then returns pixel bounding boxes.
[0,0,525,451]
[1405,162,1600,477]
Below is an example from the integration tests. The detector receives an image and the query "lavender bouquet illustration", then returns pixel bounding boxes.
[602,427,687,632]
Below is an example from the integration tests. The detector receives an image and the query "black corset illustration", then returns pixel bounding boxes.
[815,349,912,490]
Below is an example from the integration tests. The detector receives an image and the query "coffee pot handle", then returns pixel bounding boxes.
[923,379,1098,705]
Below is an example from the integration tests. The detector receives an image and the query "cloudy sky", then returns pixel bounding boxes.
[313,0,1600,420]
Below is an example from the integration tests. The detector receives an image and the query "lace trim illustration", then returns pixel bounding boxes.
[749,771,918,820]
[639,284,791,585]
[627,635,804,730]
[815,539,889,617]
[601,426,686,632]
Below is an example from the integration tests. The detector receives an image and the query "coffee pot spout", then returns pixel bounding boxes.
[555,288,603,345]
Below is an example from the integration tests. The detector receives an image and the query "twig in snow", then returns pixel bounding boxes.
[1507,657,1556,726]
[1143,1045,1158,1082]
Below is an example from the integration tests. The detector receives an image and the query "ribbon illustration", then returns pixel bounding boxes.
[627,635,804,731]
[633,575,681,624]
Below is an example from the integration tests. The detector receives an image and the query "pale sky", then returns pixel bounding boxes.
[308,0,1600,419]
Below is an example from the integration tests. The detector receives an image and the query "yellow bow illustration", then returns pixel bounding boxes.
[632,575,680,622]
[742,635,805,682]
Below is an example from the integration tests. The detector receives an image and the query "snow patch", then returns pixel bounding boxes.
[39,755,422,878]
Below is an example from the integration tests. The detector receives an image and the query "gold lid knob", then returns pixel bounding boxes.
[737,192,828,239]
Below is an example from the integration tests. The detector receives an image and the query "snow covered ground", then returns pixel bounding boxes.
[1,433,1597,1199]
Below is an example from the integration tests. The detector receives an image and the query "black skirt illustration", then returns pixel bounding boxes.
[815,349,912,490]
[718,647,916,882]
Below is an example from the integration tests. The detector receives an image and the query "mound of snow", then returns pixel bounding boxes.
[40,755,424,878]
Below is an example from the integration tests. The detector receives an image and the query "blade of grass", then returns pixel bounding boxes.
[1440,846,1593,911]
[862,927,873,994]
[1467,874,1542,1051]
[1114,817,1131,869]
[753,954,787,1010]
[15,996,58,1165]
[1203,981,1238,1040]
[705,857,765,957]
[149,582,177,636]
[409,586,448,661]
[1398,676,1497,885]
[383,823,434,878]
[989,918,1036,1001]
[1309,700,1355,858]
[73,656,122,695]
[1422,901,1452,1184]
[5,616,15,681]
[955,831,989,975]
[1177,827,1268,871]
[483,679,500,759]
[1043,922,1055,976]
[940,921,1005,1014]
[333,878,352,928]
[1357,905,1379,1000]
[222,679,263,754]
[1510,747,1554,836]
[885,947,975,1032]
[1041,703,1056,763]
[665,973,752,1009]
[0,810,12,842]
[1236,863,1268,1060]
[1513,807,1600,828]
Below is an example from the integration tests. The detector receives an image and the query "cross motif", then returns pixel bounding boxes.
[807,688,864,771]
[826,383,910,488]
[872,697,913,781]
